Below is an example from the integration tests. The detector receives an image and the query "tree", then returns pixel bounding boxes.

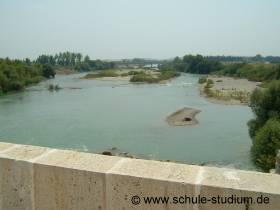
[42,64,55,78]
[159,54,222,74]
[249,82,280,128]
[253,54,263,62]
[84,55,90,63]
[248,81,280,171]
[0,58,43,94]
[251,118,280,171]
[25,58,31,65]
[76,53,82,63]
[276,65,280,80]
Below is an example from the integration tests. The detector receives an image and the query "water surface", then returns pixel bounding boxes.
[0,73,255,170]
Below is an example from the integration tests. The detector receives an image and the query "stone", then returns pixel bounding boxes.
[0,142,280,210]
[102,151,113,156]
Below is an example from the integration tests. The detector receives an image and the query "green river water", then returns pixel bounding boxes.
[0,73,255,170]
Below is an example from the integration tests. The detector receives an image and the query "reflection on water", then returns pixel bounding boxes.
[0,73,255,170]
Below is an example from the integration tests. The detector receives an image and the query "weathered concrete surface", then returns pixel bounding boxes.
[0,142,280,210]
[276,150,280,174]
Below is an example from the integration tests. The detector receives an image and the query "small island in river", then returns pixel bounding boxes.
[199,76,261,105]
[166,107,201,126]
[83,69,180,83]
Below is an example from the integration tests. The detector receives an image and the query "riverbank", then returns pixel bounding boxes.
[200,76,261,105]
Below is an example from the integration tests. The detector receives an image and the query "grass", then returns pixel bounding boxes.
[130,73,158,83]
[130,71,180,83]
[203,87,250,103]
[201,78,250,103]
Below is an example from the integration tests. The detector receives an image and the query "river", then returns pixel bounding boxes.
[0,73,255,170]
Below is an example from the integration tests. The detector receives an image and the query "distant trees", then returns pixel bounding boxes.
[160,54,280,82]
[36,52,115,72]
[248,81,280,171]
[205,55,280,63]
[218,63,280,82]
[36,52,83,66]
[159,55,222,74]
[0,51,116,95]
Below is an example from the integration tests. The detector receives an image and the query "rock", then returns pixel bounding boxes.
[101,149,136,159]
[102,151,113,156]
[119,152,135,158]
[184,117,192,122]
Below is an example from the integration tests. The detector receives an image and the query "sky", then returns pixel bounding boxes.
[0,0,279,59]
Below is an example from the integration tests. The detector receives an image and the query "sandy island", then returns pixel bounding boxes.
[166,107,201,126]
[200,76,261,105]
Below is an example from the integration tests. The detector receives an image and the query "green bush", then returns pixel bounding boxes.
[42,64,55,78]
[130,71,179,83]
[250,82,280,128]
[99,70,119,77]
[158,71,180,81]
[0,58,44,94]
[251,118,280,172]
[128,71,141,75]
[130,74,158,83]
[248,81,280,171]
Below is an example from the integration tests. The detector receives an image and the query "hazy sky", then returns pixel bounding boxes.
[0,0,279,59]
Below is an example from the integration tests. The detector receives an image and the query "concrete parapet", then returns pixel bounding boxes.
[0,142,280,210]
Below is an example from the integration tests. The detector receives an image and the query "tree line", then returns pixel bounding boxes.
[159,54,280,82]
[205,55,280,63]
[0,52,118,95]
[36,52,115,72]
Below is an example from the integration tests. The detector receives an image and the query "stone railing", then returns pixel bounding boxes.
[0,142,280,210]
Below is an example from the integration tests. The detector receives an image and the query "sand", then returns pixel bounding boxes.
[166,107,201,126]
[201,76,261,105]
